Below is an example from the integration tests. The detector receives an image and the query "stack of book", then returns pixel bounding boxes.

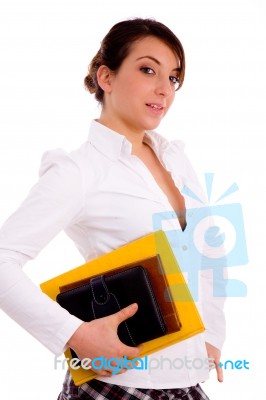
[40,230,204,385]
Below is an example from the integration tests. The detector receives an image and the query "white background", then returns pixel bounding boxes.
[0,0,265,398]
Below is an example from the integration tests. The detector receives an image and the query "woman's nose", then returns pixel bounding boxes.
[154,76,173,97]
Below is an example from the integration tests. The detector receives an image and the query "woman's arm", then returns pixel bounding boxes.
[0,150,86,354]
[0,149,141,374]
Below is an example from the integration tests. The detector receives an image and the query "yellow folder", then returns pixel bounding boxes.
[40,230,205,385]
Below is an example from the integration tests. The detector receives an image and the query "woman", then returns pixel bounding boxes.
[0,18,225,399]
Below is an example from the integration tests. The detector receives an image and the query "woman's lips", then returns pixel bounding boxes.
[146,103,164,114]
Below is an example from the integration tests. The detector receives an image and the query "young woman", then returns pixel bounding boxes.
[0,18,225,399]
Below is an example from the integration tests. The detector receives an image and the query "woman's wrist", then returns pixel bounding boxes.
[66,321,87,350]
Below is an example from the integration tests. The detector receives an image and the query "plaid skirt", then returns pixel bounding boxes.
[57,370,210,400]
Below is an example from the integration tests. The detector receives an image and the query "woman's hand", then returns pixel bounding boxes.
[67,303,141,377]
[205,342,223,382]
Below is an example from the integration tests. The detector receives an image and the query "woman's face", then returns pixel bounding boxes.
[100,35,180,136]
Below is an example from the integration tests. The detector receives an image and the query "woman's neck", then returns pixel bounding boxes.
[96,116,145,154]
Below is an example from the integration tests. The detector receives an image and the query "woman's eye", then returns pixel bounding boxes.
[169,75,180,90]
[169,76,178,84]
[140,67,155,75]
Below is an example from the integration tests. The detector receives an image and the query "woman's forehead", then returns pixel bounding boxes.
[126,36,180,67]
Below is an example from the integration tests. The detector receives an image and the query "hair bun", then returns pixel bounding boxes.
[84,74,96,94]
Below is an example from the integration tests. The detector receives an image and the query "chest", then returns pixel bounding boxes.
[132,144,186,228]
[82,157,182,237]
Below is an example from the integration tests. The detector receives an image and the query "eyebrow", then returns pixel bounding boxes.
[135,55,180,72]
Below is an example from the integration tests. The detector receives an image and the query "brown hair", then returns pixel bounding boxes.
[84,18,185,103]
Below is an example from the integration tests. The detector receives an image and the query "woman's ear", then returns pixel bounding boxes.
[96,65,114,94]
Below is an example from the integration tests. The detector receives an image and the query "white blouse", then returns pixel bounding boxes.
[0,120,226,388]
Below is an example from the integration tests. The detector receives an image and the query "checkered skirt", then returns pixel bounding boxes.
[57,370,210,400]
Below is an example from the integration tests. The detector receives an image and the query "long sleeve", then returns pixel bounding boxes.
[0,150,85,354]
